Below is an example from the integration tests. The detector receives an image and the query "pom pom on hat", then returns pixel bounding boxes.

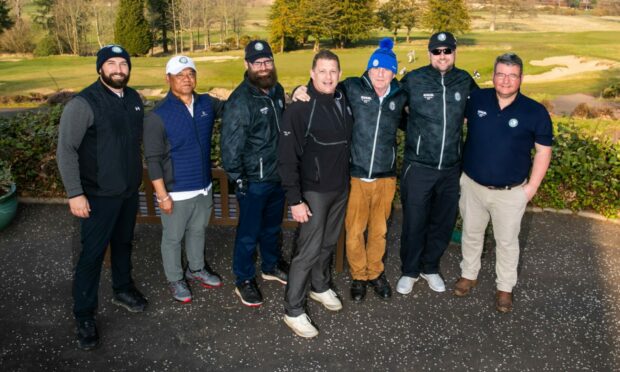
[367,38,397,74]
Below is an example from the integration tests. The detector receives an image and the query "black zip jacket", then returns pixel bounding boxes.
[221,75,286,183]
[401,65,478,170]
[342,72,407,179]
[278,81,354,205]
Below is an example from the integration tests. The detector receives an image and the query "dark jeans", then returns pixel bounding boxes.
[233,182,285,285]
[73,193,138,321]
[400,163,460,277]
[285,190,348,317]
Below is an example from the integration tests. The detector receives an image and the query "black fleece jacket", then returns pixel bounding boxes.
[278,81,353,205]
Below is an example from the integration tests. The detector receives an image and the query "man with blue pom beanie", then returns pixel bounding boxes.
[292,38,407,303]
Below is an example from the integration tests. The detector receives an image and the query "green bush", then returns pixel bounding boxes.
[0,105,65,197]
[535,119,620,218]
[0,108,618,219]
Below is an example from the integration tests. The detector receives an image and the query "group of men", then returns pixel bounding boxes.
[56,32,552,348]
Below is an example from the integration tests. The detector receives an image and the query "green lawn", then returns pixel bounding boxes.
[1,28,619,98]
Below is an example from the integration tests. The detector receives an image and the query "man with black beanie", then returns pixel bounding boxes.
[57,44,147,351]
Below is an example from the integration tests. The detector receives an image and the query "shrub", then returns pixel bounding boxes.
[535,119,620,218]
[0,20,35,53]
[602,84,620,99]
[34,35,62,57]
[0,105,65,197]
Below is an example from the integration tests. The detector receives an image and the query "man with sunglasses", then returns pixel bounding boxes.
[454,53,552,313]
[397,32,478,295]
[221,40,289,307]
[144,56,224,304]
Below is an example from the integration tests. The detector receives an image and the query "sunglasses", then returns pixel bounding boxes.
[430,48,453,55]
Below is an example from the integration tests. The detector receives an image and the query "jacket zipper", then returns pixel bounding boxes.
[368,105,382,178]
[438,75,447,170]
[416,135,421,155]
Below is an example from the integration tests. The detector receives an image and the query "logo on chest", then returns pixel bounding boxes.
[389,101,396,111]
[423,93,434,101]
[477,110,487,118]
[454,92,461,101]
[360,95,372,104]
[135,106,141,111]
[200,111,208,118]
[508,118,519,128]
[260,107,269,115]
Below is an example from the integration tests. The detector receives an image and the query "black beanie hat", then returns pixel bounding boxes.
[96,44,131,72]
[244,40,273,63]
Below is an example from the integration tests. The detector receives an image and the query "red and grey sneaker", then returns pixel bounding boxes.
[168,280,192,303]
[185,267,223,289]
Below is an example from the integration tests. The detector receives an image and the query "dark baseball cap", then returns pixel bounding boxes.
[428,32,457,51]
[245,40,273,63]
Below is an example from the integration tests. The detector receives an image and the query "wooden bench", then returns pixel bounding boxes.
[137,167,346,273]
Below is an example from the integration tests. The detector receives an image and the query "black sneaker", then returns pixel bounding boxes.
[235,279,263,307]
[350,280,367,302]
[76,319,99,351]
[112,287,148,313]
[369,272,392,299]
[261,261,289,285]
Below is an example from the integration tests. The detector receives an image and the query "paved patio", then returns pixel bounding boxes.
[0,204,618,371]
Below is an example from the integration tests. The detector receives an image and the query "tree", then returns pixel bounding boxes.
[269,0,298,53]
[484,0,537,31]
[0,0,14,34]
[422,0,471,34]
[333,0,377,48]
[298,0,338,51]
[377,0,417,43]
[115,0,152,55]
[147,0,172,53]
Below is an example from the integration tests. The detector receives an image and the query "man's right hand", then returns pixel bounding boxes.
[291,202,312,223]
[291,86,311,102]
[69,195,91,218]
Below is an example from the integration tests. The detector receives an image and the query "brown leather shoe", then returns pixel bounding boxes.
[453,277,478,297]
[496,290,513,313]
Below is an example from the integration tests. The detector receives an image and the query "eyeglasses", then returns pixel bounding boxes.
[251,59,274,68]
[172,72,196,80]
[430,48,453,55]
[494,72,521,81]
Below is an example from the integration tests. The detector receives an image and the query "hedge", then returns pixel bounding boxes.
[0,106,618,219]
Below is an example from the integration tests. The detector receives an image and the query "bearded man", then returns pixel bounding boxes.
[221,40,289,307]
[57,44,147,350]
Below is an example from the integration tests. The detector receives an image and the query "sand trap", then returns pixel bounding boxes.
[192,56,240,63]
[523,55,618,83]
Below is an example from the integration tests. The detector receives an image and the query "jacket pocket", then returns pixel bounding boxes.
[259,157,263,179]
[416,135,421,155]
[314,157,321,183]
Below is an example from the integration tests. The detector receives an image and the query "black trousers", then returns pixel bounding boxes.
[73,193,138,321]
[284,190,347,317]
[400,163,460,277]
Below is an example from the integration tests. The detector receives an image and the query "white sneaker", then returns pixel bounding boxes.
[284,313,319,338]
[420,273,446,292]
[396,276,418,295]
[309,289,343,311]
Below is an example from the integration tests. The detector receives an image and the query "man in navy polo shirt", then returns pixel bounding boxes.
[453,53,553,313]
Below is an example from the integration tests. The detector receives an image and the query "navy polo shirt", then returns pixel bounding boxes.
[463,88,553,187]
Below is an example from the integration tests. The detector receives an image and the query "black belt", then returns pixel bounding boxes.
[485,182,524,190]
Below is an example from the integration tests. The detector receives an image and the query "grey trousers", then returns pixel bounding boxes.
[284,190,348,317]
[160,193,213,282]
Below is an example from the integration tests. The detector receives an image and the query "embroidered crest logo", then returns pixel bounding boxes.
[423,93,434,101]
[372,59,379,67]
[180,56,188,64]
[508,118,519,128]
[361,95,372,103]
[111,46,123,54]
[477,110,487,118]
[135,106,141,111]
[389,101,396,111]
[455,92,461,101]
[438,33,446,41]
[255,42,264,51]
[260,107,269,115]
[283,130,291,136]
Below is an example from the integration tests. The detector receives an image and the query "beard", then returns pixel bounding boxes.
[247,67,278,90]
[100,70,130,89]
